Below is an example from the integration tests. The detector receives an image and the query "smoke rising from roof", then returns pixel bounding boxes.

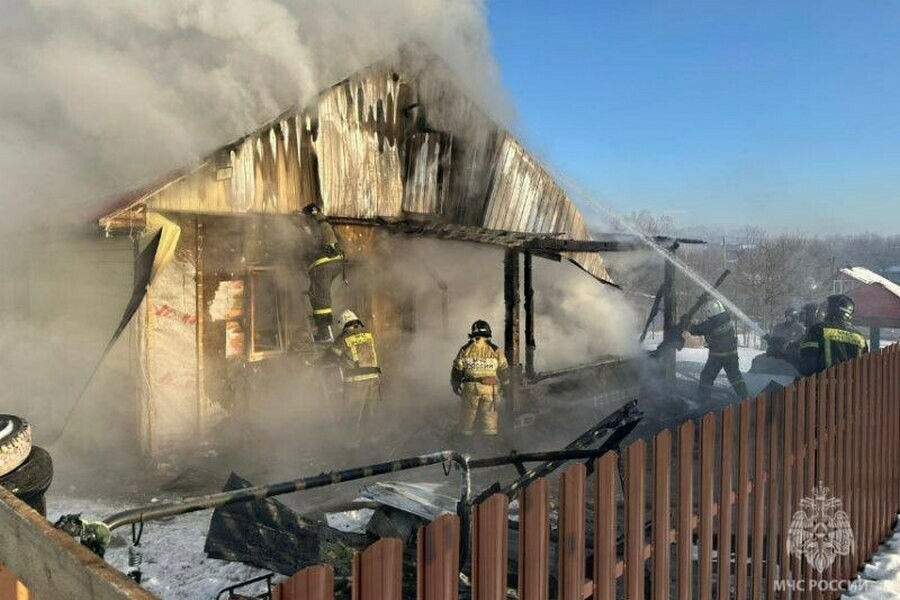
[0,0,509,226]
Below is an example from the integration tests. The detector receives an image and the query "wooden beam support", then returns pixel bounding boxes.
[504,249,522,414]
[523,252,536,380]
[661,243,679,386]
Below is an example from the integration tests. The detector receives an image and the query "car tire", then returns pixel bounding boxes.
[0,446,53,516]
[0,415,32,478]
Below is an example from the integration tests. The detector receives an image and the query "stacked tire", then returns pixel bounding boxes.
[0,416,53,516]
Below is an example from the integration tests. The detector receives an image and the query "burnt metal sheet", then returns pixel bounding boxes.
[358,482,458,522]
[316,73,407,220]
[403,132,450,215]
[482,134,611,283]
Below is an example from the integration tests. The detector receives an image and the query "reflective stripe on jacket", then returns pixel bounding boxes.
[798,322,868,375]
[334,328,381,383]
[451,339,510,392]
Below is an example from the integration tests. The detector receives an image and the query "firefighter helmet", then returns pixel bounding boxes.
[697,298,726,323]
[785,307,799,321]
[339,309,363,330]
[469,320,493,339]
[825,294,855,323]
[301,203,320,216]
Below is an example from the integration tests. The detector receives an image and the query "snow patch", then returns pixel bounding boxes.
[843,515,900,598]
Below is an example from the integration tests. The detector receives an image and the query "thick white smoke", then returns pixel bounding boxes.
[0,0,508,461]
[0,0,509,227]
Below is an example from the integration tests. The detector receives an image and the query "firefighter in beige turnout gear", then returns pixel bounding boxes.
[332,310,382,437]
[451,320,510,435]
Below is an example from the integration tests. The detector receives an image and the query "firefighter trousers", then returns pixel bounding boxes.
[344,378,381,439]
[308,259,342,327]
[459,383,499,435]
[698,352,749,402]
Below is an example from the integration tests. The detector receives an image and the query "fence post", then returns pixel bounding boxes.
[865,354,875,557]
[717,407,735,598]
[0,566,30,600]
[594,453,618,600]
[734,401,751,600]
[821,367,832,496]
[803,372,817,587]
[879,348,890,539]
[698,415,715,600]
[893,347,900,523]
[352,539,403,600]
[471,494,508,600]
[765,388,782,597]
[780,385,796,591]
[517,480,549,600]
[624,440,647,600]
[277,566,334,600]
[557,464,586,600]
[676,421,695,600]
[750,396,768,599]
[417,514,460,600]
[835,362,848,583]
[853,356,865,573]
[651,430,672,600]
[847,358,858,582]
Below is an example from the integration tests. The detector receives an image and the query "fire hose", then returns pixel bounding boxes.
[55,402,642,576]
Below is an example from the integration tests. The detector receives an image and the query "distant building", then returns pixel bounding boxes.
[819,267,900,348]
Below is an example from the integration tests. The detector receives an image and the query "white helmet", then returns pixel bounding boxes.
[697,298,726,322]
[338,309,362,330]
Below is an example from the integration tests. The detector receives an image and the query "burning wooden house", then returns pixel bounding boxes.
[96,59,636,461]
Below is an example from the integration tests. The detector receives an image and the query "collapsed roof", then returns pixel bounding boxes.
[99,57,613,284]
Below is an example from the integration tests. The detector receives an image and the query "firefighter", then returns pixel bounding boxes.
[799,302,823,328]
[302,203,343,342]
[765,307,806,361]
[451,320,510,436]
[332,309,382,436]
[689,299,749,402]
[798,295,868,376]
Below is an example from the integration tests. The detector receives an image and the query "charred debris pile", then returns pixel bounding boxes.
[51,403,640,595]
[203,403,639,597]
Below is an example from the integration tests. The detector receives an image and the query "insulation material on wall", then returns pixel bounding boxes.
[208,279,246,359]
[315,74,406,219]
[208,280,244,321]
[144,241,199,459]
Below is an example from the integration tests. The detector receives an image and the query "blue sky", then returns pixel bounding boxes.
[487,1,900,234]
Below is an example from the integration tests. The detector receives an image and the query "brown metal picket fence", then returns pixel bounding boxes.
[269,344,900,600]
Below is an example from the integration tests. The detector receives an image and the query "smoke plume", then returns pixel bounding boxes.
[0,0,507,464]
[0,0,509,227]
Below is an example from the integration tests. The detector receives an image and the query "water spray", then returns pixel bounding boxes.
[557,174,766,337]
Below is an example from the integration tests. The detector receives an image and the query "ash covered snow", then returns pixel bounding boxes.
[48,495,270,600]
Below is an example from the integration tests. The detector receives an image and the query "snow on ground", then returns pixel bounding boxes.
[48,495,270,600]
[675,345,762,373]
[844,515,900,598]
